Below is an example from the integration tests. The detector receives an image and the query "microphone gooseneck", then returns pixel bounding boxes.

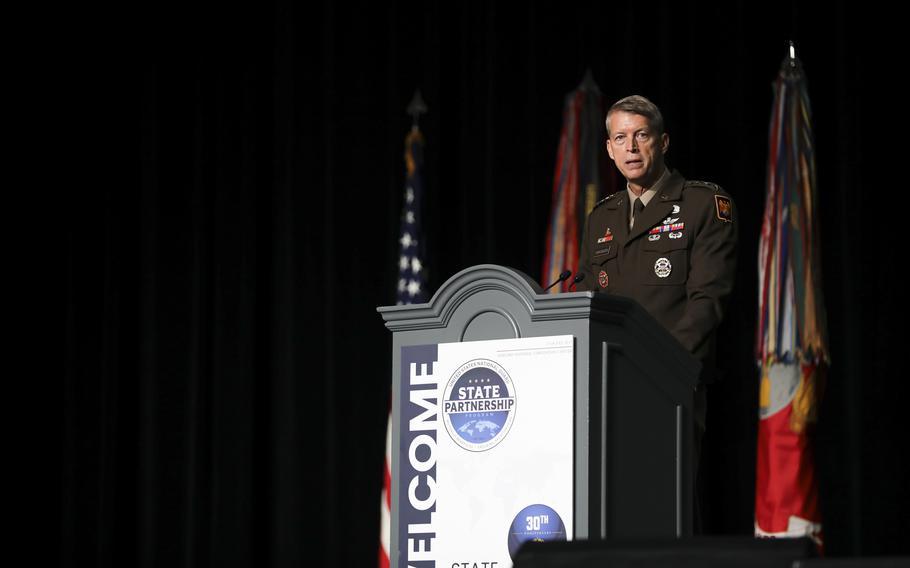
[543,269,572,292]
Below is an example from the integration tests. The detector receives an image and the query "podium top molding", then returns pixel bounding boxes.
[377,263,700,390]
[378,264,631,331]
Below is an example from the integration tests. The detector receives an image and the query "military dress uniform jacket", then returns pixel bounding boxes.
[577,170,738,385]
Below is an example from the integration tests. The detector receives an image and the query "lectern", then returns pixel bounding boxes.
[378,265,700,567]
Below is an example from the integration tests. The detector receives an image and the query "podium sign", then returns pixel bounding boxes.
[399,336,574,567]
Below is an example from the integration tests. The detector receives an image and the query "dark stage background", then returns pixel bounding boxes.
[67,1,907,566]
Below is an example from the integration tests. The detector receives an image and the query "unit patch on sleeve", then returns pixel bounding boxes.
[714,195,733,223]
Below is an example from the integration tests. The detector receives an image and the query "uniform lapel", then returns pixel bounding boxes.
[625,171,685,244]
[603,192,629,243]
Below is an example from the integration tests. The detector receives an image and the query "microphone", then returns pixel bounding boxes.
[543,270,572,292]
[569,272,585,290]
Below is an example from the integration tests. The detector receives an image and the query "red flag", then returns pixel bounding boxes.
[379,417,392,568]
[755,46,828,551]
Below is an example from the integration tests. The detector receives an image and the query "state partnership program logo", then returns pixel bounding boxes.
[442,358,516,452]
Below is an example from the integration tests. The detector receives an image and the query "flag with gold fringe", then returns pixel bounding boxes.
[541,70,612,292]
[755,46,829,550]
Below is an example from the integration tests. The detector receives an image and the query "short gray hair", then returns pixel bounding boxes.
[605,95,665,136]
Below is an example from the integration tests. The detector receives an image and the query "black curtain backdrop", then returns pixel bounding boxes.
[67,1,907,566]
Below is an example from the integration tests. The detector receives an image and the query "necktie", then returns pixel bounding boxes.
[632,197,645,228]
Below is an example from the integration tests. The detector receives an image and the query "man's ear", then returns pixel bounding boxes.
[606,140,615,161]
[660,133,670,155]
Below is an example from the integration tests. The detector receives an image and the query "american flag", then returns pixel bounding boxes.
[381,124,428,568]
[395,126,428,305]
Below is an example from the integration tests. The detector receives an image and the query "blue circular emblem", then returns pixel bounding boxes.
[507,504,567,559]
[442,359,516,452]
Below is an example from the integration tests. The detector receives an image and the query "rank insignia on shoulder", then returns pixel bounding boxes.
[593,192,620,210]
[714,195,733,222]
[687,180,721,192]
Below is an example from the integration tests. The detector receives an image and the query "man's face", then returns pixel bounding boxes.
[606,111,669,188]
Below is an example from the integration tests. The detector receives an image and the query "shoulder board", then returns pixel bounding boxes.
[592,191,621,209]
[684,180,724,193]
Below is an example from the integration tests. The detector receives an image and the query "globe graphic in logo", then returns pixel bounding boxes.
[507,504,567,560]
[442,359,516,452]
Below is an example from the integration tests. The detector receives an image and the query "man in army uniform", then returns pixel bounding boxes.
[577,94,738,424]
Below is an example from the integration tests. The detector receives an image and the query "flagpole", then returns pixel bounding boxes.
[755,42,827,552]
[407,89,427,129]
[782,40,801,76]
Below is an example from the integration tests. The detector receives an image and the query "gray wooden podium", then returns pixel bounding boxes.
[378,264,700,565]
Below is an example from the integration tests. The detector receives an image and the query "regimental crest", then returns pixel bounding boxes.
[598,270,608,288]
[596,228,614,244]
